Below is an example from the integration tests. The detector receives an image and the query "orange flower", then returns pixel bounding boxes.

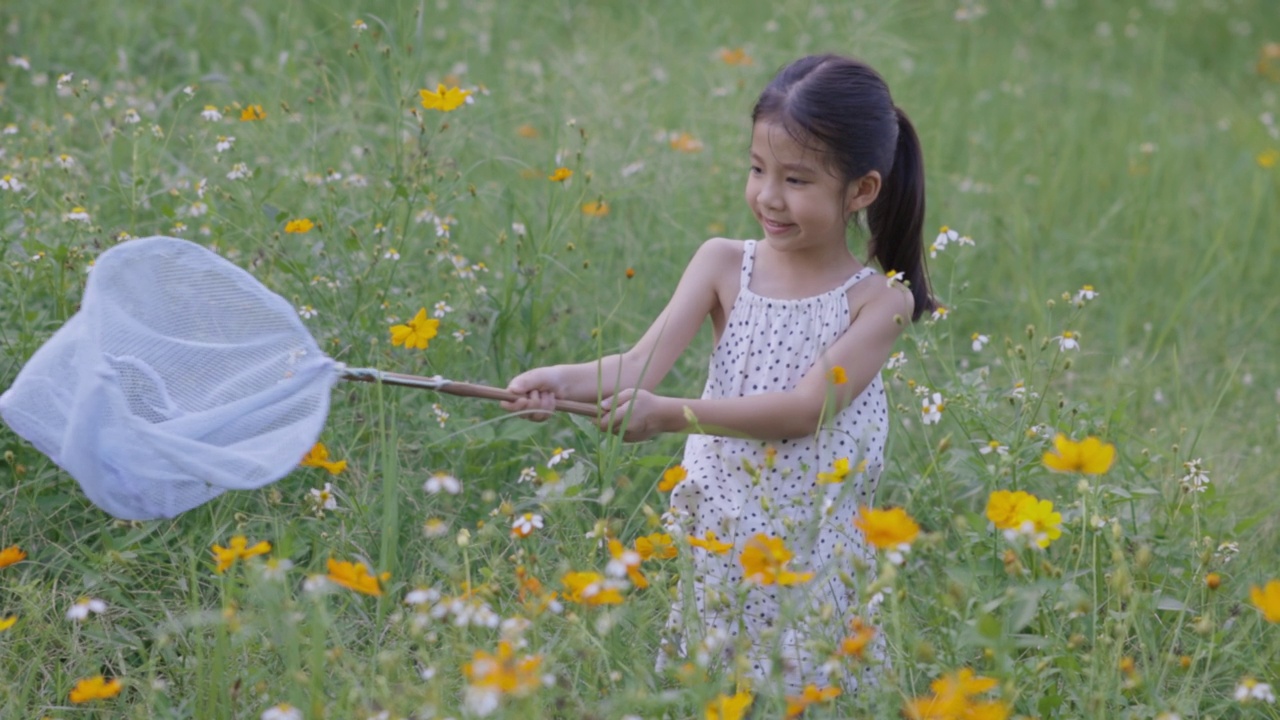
[718,47,754,66]
[839,616,877,658]
[1205,572,1222,590]
[785,684,840,718]
[1042,434,1115,474]
[1251,579,1280,623]
[284,218,314,234]
[69,675,123,703]
[211,535,271,574]
[464,640,543,695]
[326,557,389,596]
[239,104,266,121]
[581,200,610,217]
[739,534,813,586]
[547,167,573,182]
[658,465,687,492]
[516,123,540,138]
[300,442,347,474]
[688,531,733,555]
[635,532,677,560]
[625,267,635,279]
[669,132,704,153]
[853,506,920,551]
[0,544,26,569]
[828,366,847,385]
[562,571,624,605]
[904,668,1009,720]
[608,539,648,589]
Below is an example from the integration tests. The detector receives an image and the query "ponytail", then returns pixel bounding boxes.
[867,107,934,321]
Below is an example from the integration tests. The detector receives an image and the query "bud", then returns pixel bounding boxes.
[1205,572,1221,590]
[456,528,471,547]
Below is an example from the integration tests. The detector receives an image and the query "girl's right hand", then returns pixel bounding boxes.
[501,367,563,422]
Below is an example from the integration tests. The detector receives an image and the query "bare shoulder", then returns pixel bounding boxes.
[851,273,915,327]
[688,237,744,287]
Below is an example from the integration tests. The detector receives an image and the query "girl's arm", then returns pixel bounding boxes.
[599,280,915,441]
[502,238,734,410]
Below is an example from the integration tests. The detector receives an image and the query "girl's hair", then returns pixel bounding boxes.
[752,54,935,320]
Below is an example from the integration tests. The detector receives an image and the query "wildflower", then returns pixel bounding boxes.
[284,218,314,234]
[562,571,625,605]
[1179,458,1211,493]
[705,691,753,720]
[226,162,250,180]
[921,393,944,425]
[1259,150,1280,169]
[297,305,317,319]
[0,616,15,632]
[636,532,677,560]
[1075,285,1098,303]
[668,132,704,152]
[659,465,687,492]
[423,517,449,537]
[463,640,543,716]
[419,84,472,112]
[0,545,26,569]
[258,557,293,581]
[581,200,610,217]
[0,174,24,191]
[607,538,648,588]
[987,490,1061,549]
[931,305,949,321]
[829,365,848,385]
[1056,330,1080,351]
[300,442,347,475]
[547,447,575,468]
[7,55,30,70]
[979,440,1009,456]
[1205,572,1222,590]
[887,351,907,369]
[817,457,852,485]
[785,685,840,718]
[718,47,754,66]
[1235,678,1277,703]
[262,704,303,720]
[512,222,527,236]
[69,675,123,703]
[547,167,573,182]
[432,402,450,426]
[424,471,461,495]
[201,105,223,121]
[511,513,544,538]
[124,108,141,124]
[1042,434,1115,475]
[688,531,733,555]
[390,307,440,350]
[740,534,813,586]
[64,206,91,223]
[839,617,877,658]
[971,333,989,351]
[308,482,338,510]
[1250,579,1280,623]
[884,269,905,286]
[516,123,539,138]
[352,18,368,31]
[904,668,1009,720]
[626,267,636,279]
[432,300,452,317]
[853,506,920,564]
[215,135,235,153]
[325,557,388,596]
[66,597,107,621]
[240,104,266,121]
[212,535,272,573]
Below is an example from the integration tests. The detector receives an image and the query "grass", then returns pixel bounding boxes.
[2,0,1280,717]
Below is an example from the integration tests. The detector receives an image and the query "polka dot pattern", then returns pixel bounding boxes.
[660,240,889,692]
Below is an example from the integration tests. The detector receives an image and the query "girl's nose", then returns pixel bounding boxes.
[757,180,784,210]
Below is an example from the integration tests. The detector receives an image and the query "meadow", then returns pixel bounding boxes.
[2,0,1280,717]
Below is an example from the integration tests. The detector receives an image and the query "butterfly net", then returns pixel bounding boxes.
[0,237,341,520]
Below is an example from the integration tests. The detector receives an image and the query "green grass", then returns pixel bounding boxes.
[2,0,1280,717]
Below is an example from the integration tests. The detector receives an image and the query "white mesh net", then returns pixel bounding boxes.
[0,236,340,520]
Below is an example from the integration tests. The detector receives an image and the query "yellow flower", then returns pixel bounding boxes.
[1251,580,1280,623]
[904,668,1009,720]
[239,104,266,121]
[635,532,677,560]
[985,490,1037,530]
[419,83,472,112]
[839,616,877,658]
[284,218,315,234]
[300,442,347,475]
[1020,496,1063,549]
[669,132,704,153]
[326,557,389,596]
[0,615,16,632]
[785,684,840,718]
[817,457,851,484]
[464,640,543,695]
[986,490,1061,548]
[718,47,754,66]
[739,534,813,586]
[562,571,624,605]
[1042,434,1115,474]
[688,531,733,555]
[658,465,687,492]
[705,690,753,720]
[608,538,648,589]
[69,675,123,703]
[547,167,573,182]
[829,366,847,385]
[0,544,26,569]
[390,308,440,350]
[853,506,921,551]
[211,535,272,574]
[1258,149,1280,169]
[581,200,610,217]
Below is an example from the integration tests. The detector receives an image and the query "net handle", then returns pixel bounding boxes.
[339,367,600,418]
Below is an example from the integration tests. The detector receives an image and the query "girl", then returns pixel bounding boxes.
[502,54,934,692]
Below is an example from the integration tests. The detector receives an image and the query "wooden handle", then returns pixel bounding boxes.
[347,370,600,418]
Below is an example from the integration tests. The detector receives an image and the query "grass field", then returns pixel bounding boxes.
[2,0,1280,717]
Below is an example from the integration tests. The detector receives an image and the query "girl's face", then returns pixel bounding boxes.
[745,120,856,255]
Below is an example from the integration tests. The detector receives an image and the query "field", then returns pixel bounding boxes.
[2,0,1280,717]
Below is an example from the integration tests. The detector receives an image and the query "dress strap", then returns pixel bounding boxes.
[837,266,877,293]
[739,240,757,289]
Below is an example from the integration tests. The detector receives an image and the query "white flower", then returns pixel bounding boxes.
[930,306,949,321]
[606,549,642,579]
[621,160,646,178]
[66,597,108,621]
[302,575,331,594]
[0,174,23,191]
[7,56,30,70]
[404,587,440,606]
[1010,381,1027,400]
[1075,285,1098,303]
[921,393,944,425]
[1179,459,1210,493]
[55,72,73,90]
[931,225,959,257]
[424,471,461,495]
[464,686,501,717]
[422,517,449,537]
[971,333,989,351]
[187,201,208,217]
[123,108,141,124]
[262,703,304,720]
[433,301,453,318]
[353,18,369,31]
[63,206,91,223]
[432,403,449,427]
[308,482,337,508]
[215,135,235,153]
[1056,331,1080,351]
[195,178,207,198]
[886,351,907,369]
[201,105,223,121]
[511,222,527,236]
[372,222,386,235]
[2,123,17,135]
[511,512,544,538]
[547,447,575,468]
[55,154,75,169]
[452,328,469,342]
[226,162,250,180]
[885,269,906,286]
[183,85,196,97]
[517,466,538,484]
[382,247,400,260]
[298,305,317,320]
[258,557,293,581]
[979,440,1009,455]
[1235,678,1276,703]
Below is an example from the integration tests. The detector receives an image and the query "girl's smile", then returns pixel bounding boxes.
[745,120,855,256]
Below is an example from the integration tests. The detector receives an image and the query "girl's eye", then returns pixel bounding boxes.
[786,177,807,185]
[749,165,763,174]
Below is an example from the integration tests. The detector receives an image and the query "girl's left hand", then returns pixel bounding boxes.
[597,388,666,442]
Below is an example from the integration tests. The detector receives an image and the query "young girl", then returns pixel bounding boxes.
[502,54,934,692]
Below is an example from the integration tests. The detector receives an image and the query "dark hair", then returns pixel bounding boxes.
[752,54,935,320]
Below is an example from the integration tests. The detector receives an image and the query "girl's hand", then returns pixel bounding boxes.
[597,388,668,442]
[502,367,563,422]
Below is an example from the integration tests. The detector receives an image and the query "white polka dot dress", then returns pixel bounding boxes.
[661,240,889,692]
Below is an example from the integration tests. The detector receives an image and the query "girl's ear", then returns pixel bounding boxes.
[845,171,882,215]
